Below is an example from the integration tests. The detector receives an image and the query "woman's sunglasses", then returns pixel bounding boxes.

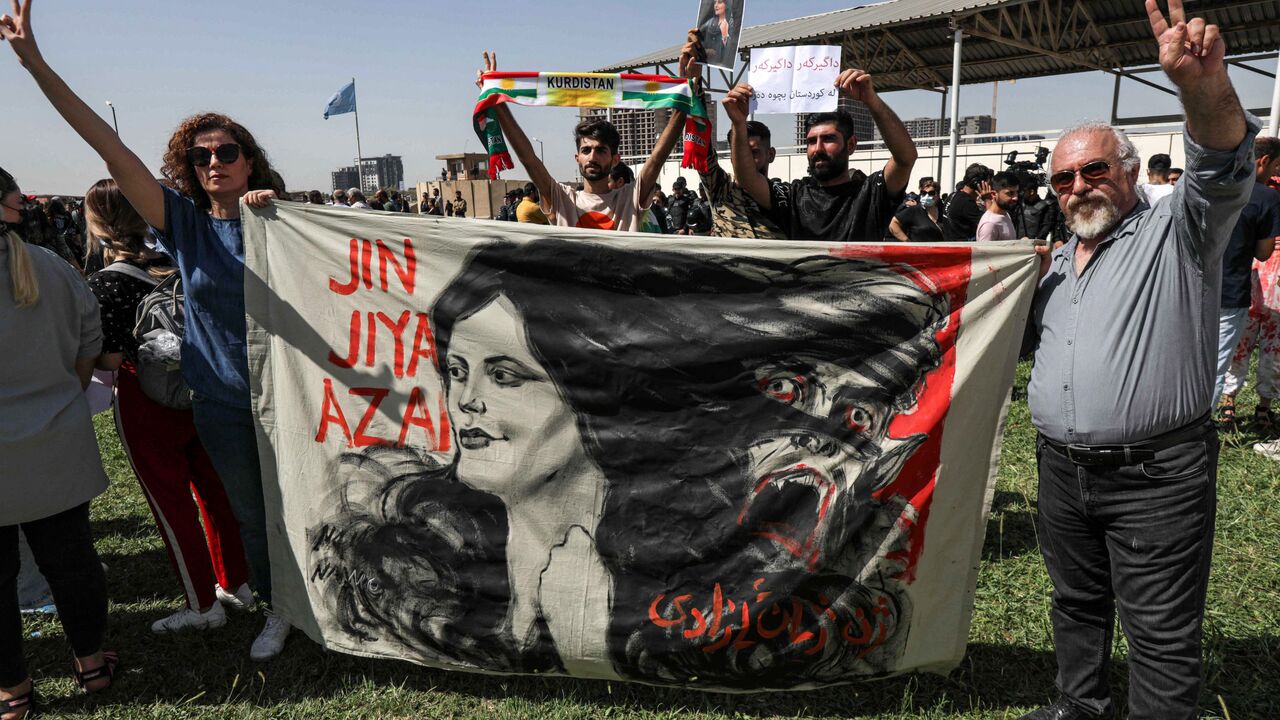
[1049,160,1111,195]
[186,143,242,168]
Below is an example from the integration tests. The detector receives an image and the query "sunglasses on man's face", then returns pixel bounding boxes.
[1049,160,1112,195]
[186,143,242,168]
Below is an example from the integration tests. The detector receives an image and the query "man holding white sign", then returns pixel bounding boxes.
[722,68,916,242]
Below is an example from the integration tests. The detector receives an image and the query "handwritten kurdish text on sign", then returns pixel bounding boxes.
[749,46,841,115]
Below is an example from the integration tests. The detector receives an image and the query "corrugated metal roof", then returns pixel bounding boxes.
[598,0,1007,72]
[596,0,1280,93]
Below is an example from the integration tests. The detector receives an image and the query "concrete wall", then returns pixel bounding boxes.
[654,127,1186,195]
[415,179,527,219]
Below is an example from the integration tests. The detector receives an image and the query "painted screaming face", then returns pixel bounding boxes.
[445,295,584,501]
[739,356,925,572]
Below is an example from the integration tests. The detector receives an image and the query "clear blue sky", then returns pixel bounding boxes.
[3,1,1275,195]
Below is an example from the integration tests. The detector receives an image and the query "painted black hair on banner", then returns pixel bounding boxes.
[322,238,950,687]
[433,239,948,686]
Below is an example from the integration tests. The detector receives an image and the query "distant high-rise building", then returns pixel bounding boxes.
[356,154,404,193]
[901,115,997,147]
[795,98,876,149]
[331,166,358,192]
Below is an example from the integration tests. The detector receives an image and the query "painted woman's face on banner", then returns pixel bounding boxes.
[740,356,925,572]
[445,295,583,500]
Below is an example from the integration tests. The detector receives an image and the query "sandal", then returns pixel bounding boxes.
[1254,406,1276,432]
[0,681,35,720]
[72,650,119,694]
[1217,397,1237,424]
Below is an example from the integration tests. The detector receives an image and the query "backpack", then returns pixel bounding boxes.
[103,262,193,409]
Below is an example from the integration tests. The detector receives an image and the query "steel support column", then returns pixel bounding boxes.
[937,86,948,181]
[1270,47,1280,136]
[947,26,963,190]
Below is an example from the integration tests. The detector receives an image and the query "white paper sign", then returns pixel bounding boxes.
[749,46,842,115]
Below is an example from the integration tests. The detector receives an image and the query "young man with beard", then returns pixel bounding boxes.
[1021,2,1258,718]
[720,68,916,242]
[976,171,1020,241]
[475,34,700,232]
[698,118,788,239]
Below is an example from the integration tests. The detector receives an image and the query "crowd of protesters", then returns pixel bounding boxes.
[2,0,1279,719]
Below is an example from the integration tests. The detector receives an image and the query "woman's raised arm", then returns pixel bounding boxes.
[2,0,165,231]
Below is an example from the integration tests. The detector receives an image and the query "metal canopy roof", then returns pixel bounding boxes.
[597,0,1280,93]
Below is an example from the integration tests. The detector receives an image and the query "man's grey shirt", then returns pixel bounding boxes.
[1027,115,1261,445]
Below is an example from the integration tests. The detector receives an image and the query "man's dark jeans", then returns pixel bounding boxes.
[1035,426,1217,720]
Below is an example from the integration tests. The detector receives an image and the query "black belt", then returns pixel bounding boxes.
[1041,414,1212,466]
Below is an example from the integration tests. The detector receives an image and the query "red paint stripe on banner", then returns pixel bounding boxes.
[829,243,974,583]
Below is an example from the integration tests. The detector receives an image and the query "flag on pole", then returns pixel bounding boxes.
[324,81,357,120]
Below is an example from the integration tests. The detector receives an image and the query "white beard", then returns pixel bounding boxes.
[1064,193,1120,241]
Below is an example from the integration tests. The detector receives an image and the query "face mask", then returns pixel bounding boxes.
[1,203,29,233]
[920,195,936,209]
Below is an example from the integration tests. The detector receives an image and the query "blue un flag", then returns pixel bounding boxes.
[324,81,357,119]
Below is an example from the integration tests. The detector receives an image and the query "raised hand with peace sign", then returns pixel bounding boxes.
[1144,0,1245,151]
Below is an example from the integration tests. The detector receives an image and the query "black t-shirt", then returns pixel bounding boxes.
[893,204,946,242]
[87,259,175,365]
[943,190,983,241]
[768,171,902,242]
[1222,183,1280,308]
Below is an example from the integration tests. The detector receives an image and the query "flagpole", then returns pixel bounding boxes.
[352,77,365,190]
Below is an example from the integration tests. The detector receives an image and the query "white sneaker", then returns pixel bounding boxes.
[249,611,290,661]
[215,583,255,612]
[151,603,227,634]
[1255,440,1280,461]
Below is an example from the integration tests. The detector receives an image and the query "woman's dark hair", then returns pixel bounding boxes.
[324,238,949,686]
[433,240,949,685]
[161,112,277,211]
[309,447,535,670]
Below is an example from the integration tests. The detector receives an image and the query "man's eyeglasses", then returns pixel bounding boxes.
[1049,160,1112,195]
[186,143,242,168]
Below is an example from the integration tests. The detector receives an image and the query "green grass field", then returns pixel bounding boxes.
[15,363,1280,719]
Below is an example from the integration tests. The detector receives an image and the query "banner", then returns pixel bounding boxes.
[242,203,1037,691]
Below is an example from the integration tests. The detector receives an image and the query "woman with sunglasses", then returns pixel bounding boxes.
[2,0,290,661]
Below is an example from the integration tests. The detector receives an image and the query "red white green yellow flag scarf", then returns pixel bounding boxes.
[474,72,712,180]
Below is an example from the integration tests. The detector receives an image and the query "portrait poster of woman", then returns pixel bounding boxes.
[243,203,1033,692]
[292,225,1014,689]
[695,0,746,71]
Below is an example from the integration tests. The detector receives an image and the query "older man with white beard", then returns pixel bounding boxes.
[1020,1,1259,719]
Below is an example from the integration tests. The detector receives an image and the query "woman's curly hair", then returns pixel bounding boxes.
[161,112,277,210]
